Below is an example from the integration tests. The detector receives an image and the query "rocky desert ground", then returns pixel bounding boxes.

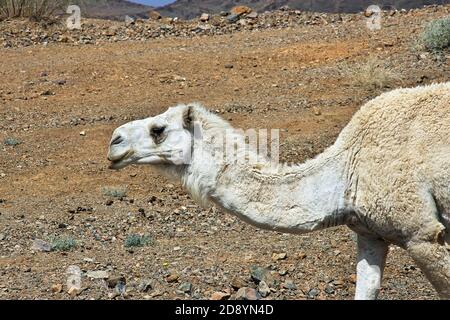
[0,5,449,300]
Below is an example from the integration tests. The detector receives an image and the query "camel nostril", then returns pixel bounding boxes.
[111,135,124,146]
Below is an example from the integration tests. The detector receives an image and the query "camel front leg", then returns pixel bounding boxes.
[355,235,389,300]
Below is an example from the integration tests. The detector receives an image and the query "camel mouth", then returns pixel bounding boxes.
[108,159,126,170]
[108,150,134,170]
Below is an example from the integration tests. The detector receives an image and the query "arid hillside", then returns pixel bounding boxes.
[73,0,153,20]
[0,5,449,300]
[158,0,449,19]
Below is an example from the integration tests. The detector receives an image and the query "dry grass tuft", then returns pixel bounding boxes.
[0,0,67,20]
[340,58,399,90]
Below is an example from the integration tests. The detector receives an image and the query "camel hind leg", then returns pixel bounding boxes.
[404,189,450,298]
[407,241,450,299]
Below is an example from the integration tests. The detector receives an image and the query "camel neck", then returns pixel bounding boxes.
[181,139,350,234]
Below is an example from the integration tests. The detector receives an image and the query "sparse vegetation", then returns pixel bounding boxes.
[102,186,127,198]
[421,16,450,52]
[4,137,21,146]
[0,2,448,300]
[0,0,69,20]
[342,59,399,90]
[124,234,153,248]
[50,236,77,251]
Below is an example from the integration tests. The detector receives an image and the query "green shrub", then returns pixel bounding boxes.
[124,234,153,248]
[51,236,77,251]
[4,137,21,146]
[102,186,127,198]
[421,16,450,52]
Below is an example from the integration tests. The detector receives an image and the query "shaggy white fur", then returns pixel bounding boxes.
[108,82,450,300]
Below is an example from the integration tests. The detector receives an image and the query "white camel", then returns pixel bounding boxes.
[107,82,450,300]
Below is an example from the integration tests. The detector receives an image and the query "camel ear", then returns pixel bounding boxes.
[182,104,203,141]
[182,104,195,128]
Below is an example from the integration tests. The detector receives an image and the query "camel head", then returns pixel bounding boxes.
[107,105,194,170]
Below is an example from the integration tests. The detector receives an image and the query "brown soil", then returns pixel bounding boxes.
[0,7,449,300]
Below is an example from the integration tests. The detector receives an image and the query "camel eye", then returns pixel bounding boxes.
[151,126,165,136]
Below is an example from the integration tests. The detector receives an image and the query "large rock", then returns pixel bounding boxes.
[166,272,179,283]
[211,291,230,300]
[257,281,271,297]
[51,283,63,293]
[107,276,126,288]
[148,10,162,20]
[178,282,192,293]
[246,11,258,19]
[230,277,247,290]
[282,279,297,290]
[124,15,135,26]
[200,13,210,22]
[66,265,82,293]
[230,6,252,16]
[31,239,52,252]
[137,279,153,292]
[235,287,260,300]
[250,266,275,287]
[86,270,109,279]
[226,14,240,24]
[307,288,320,299]
[271,252,287,261]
